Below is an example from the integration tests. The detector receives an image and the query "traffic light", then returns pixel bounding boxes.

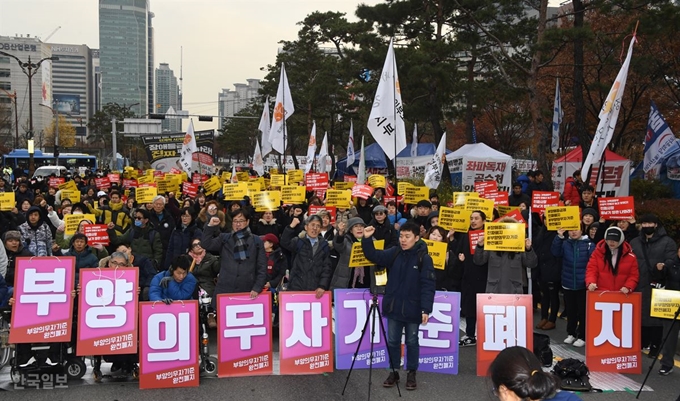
[54,145,59,159]
[198,116,213,122]
[149,114,165,120]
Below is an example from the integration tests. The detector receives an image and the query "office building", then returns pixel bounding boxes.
[155,63,180,132]
[218,79,260,124]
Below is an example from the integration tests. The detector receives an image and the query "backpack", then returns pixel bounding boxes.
[533,332,553,367]
[552,358,598,392]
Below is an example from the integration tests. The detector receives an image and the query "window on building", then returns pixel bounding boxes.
[0,82,10,90]
[0,69,10,78]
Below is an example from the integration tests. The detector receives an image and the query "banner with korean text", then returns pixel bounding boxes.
[217,292,273,377]
[438,207,469,232]
[423,239,448,270]
[278,292,333,375]
[531,191,560,214]
[333,289,389,369]
[77,268,138,355]
[597,196,635,220]
[349,240,385,267]
[476,294,533,376]
[544,206,581,230]
[585,291,641,374]
[651,288,680,319]
[483,223,525,252]
[10,257,76,343]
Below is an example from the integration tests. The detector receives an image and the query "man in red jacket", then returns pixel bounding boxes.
[586,226,639,293]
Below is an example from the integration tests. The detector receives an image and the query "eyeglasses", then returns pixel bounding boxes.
[375,211,385,215]
[232,219,247,224]
[191,242,202,248]
[109,260,126,267]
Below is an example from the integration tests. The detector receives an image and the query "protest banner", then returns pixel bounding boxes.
[236,171,250,182]
[192,173,209,185]
[496,208,525,225]
[468,230,483,255]
[217,292,273,377]
[476,294,533,376]
[135,186,157,204]
[247,182,261,197]
[58,180,78,191]
[531,191,560,213]
[10,257,76,343]
[333,289,389,370]
[597,196,635,220]
[49,177,65,188]
[278,292,333,375]
[544,206,581,230]
[453,191,478,206]
[0,192,15,211]
[82,224,111,246]
[305,173,329,191]
[157,178,179,194]
[270,174,285,187]
[137,174,155,185]
[474,181,497,197]
[334,182,355,191]
[349,240,385,267]
[182,182,199,198]
[220,171,232,183]
[152,170,164,178]
[77,268,138,355]
[483,223,525,252]
[397,181,412,195]
[202,176,222,195]
[463,197,495,218]
[368,174,386,189]
[254,191,281,212]
[403,186,430,204]
[309,205,337,224]
[107,173,121,184]
[139,301,199,389]
[651,289,680,319]
[351,184,374,200]
[64,213,96,235]
[404,291,460,375]
[496,205,513,216]
[251,177,266,190]
[122,179,138,189]
[482,190,509,206]
[383,195,403,206]
[60,188,81,203]
[423,239,448,270]
[437,206,470,232]
[95,177,111,190]
[585,291,641,374]
[223,182,249,201]
[287,169,304,184]
[325,190,352,208]
[344,175,357,183]
[282,186,306,204]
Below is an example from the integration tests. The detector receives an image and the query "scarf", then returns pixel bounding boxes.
[351,237,365,287]
[234,227,251,261]
[190,249,206,265]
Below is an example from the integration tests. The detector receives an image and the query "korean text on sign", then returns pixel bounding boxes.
[597,196,635,220]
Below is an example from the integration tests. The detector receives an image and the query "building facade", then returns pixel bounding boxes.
[218,79,260,124]
[155,63,180,132]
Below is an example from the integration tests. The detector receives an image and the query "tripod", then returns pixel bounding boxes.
[341,292,402,400]
[636,303,680,399]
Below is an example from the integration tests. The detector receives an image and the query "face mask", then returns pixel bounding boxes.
[642,226,655,235]
[135,220,143,227]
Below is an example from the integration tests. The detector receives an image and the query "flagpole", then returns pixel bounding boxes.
[282,68,288,174]
[391,37,398,189]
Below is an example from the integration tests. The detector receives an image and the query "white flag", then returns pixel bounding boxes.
[269,63,295,154]
[178,119,197,174]
[411,124,418,157]
[318,132,330,173]
[304,122,317,173]
[367,38,407,160]
[259,96,272,157]
[582,37,636,180]
[357,136,366,184]
[231,164,237,183]
[551,78,563,153]
[253,140,264,176]
[424,133,447,189]
[346,121,356,166]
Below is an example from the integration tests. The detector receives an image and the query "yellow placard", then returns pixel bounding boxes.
[403,186,430,204]
[270,168,279,175]
[221,171,232,183]
[136,186,158,204]
[349,240,385,267]
[497,205,514,216]
[60,189,80,203]
[651,288,680,319]
[156,178,179,194]
[254,191,281,212]
[544,206,581,231]
[397,181,413,195]
[270,174,285,187]
[368,175,386,189]
[236,171,250,182]
[286,169,304,184]
[325,189,352,208]
[484,222,525,252]
[334,182,355,191]
[0,192,15,211]
[145,169,155,176]
[202,176,222,195]
[281,186,306,204]
[137,175,154,184]
[58,180,78,191]
[64,213,96,235]
[437,206,470,232]
[223,182,249,201]
[423,239,448,270]
[463,197,495,218]
[453,191,479,206]
[251,177,265,190]
[246,181,260,197]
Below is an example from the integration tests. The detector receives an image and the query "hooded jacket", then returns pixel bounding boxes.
[551,234,595,290]
[18,206,53,257]
[586,240,639,291]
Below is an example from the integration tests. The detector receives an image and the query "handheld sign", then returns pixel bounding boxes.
[351,184,374,200]
[64,213,97,235]
[544,206,581,230]
[531,191,560,213]
[453,191,478,206]
[82,224,111,246]
[135,186,157,204]
[463,197,494,218]
[270,174,285,187]
[438,206,470,232]
[325,190,352,208]
[423,239,448,270]
[0,192,15,211]
[202,176,222,195]
[483,222,525,252]
[254,191,281,212]
[368,174,386,189]
[223,182,248,201]
[281,186,306,204]
[598,196,635,220]
[286,169,304,184]
[403,186,430,204]
[334,182,355,191]
[349,240,385,267]
[650,288,680,319]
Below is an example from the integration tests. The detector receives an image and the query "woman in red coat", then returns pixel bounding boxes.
[586,226,639,293]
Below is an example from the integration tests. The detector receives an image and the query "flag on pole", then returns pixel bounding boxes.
[551,78,563,153]
[259,96,272,157]
[269,63,294,154]
[411,124,418,157]
[318,132,330,174]
[367,38,407,160]
[178,119,197,174]
[471,120,478,144]
[357,136,366,184]
[231,164,237,183]
[304,122,317,173]
[582,36,636,180]
[643,101,680,178]
[346,121,356,166]
[252,140,264,176]
[424,133,447,189]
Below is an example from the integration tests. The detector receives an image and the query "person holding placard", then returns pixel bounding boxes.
[329,217,369,290]
[658,246,680,375]
[585,226,639,295]
[164,208,203,270]
[509,182,531,208]
[18,205,53,257]
[369,205,398,249]
[109,209,164,270]
[424,226,454,291]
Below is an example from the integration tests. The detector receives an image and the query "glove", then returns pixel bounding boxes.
[162,298,173,305]
[159,276,172,288]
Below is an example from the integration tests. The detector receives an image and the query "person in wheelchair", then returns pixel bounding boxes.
[149,255,197,304]
[187,239,219,328]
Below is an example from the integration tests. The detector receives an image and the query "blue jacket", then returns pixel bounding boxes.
[551,235,594,290]
[64,246,100,285]
[149,270,197,301]
[362,238,436,323]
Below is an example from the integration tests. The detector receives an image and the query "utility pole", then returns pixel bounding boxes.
[111,117,116,171]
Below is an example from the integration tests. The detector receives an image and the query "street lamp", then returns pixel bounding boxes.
[40,102,70,166]
[0,50,59,175]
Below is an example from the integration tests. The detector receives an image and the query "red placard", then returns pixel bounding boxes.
[138,182,157,188]
[153,170,165,178]
[474,181,497,197]
[531,191,560,213]
[344,175,357,183]
[182,182,199,198]
[308,205,337,224]
[122,179,138,188]
[495,209,526,225]
[169,167,182,174]
[468,230,483,255]
[305,173,329,191]
[351,184,374,200]
[383,195,403,206]
[107,173,121,184]
[95,177,111,190]
[476,294,533,376]
[82,224,110,246]
[585,291,641,374]
[192,173,209,185]
[385,183,395,196]
[49,177,65,188]
[597,196,635,220]
[314,189,327,199]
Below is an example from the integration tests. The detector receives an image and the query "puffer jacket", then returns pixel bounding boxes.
[474,244,538,294]
[368,219,398,249]
[551,234,595,290]
[164,223,202,269]
[253,218,281,237]
[329,233,363,290]
[586,240,639,291]
[87,201,131,236]
[149,270,197,301]
[18,206,53,257]
[280,226,332,292]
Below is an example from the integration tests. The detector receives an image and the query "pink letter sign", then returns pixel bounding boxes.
[278,292,333,375]
[10,257,75,343]
[217,292,273,377]
[139,301,199,389]
[77,268,138,356]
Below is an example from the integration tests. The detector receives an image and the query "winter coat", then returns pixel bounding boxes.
[586,240,639,291]
[563,177,582,206]
[90,201,132,236]
[18,206,53,257]
[98,253,157,288]
[14,188,34,206]
[63,245,100,285]
[190,252,221,296]
[196,209,228,232]
[201,225,267,295]
[163,223,202,269]
[368,219,398,249]
[0,240,7,280]
[148,207,178,265]
[452,230,488,317]
[355,201,375,225]
[329,233,363,290]
[149,270,197,301]
[551,234,595,290]
[110,224,164,269]
[534,226,561,284]
[335,208,359,227]
[630,227,677,326]
[362,238,436,324]
[264,248,287,289]
[474,245,538,294]
[661,255,680,291]
[0,273,7,304]
[508,192,531,207]
[280,226,332,291]
[4,245,32,286]
[253,218,281,237]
